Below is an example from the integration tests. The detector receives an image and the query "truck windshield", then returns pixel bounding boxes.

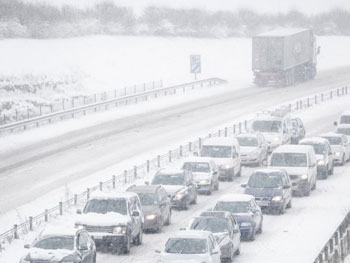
[252,120,282,133]
[182,162,210,172]
[270,152,307,167]
[84,199,127,215]
[248,172,283,188]
[201,146,232,158]
[237,137,258,146]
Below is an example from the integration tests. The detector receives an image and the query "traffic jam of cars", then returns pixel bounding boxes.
[19,109,350,263]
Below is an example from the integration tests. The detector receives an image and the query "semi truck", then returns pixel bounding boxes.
[252,28,319,86]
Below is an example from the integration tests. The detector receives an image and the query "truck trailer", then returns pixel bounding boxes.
[252,28,319,86]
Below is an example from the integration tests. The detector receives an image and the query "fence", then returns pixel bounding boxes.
[0,84,349,252]
[0,78,225,135]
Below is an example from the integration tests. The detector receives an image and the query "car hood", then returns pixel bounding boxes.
[193,172,211,181]
[213,158,234,166]
[331,145,345,152]
[162,185,185,195]
[232,213,254,223]
[160,252,209,263]
[268,166,308,176]
[142,205,161,216]
[240,146,258,154]
[245,187,283,198]
[25,248,74,261]
[261,132,280,143]
[76,212,130,226]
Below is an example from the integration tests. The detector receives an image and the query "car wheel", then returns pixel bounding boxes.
[236,167,242,177]
[228,171,234,182]
[329,163,334,175]
[304,188,310,196]
[322,168,328,180]
[122,236,131,254]
[165,209,171,225]
[235,244,241,256]
[286,199,292,209]
[191,192,198,205]
[311,181,316,190]
[214,181,219,191]
[133,229,143,246]
[256,221,263,234]
[279,204,285,215]
[341,155,345,166]
[250,229,256,241]
[207,184,213,195]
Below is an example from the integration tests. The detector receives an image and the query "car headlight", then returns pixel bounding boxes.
[222,164,233,169]
[334,152,341,156]
[317,160,325,166]
[241,222,252,227]
[272,196,283,202]
[175,193,185,200]
[145,214,157,220]
[300,174,308,180]
[113,226,127,235]
[273,136,280,142]
[199,179,210,184]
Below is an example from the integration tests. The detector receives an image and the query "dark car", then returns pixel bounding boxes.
[291,117,306,144]
[241,168,292,214]
[213,194,263,241]
[127,184,171,232]
[20,226,96,263]
[150,168,197,210]
[189,211,241,262]
[75,191,143,254]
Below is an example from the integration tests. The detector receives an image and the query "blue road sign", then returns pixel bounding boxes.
[190,55,201,74]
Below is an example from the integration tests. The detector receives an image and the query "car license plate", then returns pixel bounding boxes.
[257,201,269,207]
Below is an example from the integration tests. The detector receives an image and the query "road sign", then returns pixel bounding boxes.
[190,55,201,74]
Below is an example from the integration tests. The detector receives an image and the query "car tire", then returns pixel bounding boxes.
[236,167,242,177]
[165,209,171,225]
[207,184,213,195]
[311,181,316,190]
[235,244,241,256]
[322,168,328,180]
[341,155,345,166]
[92,253,97,263]
[122,236,131,254]
[133,229,143,246]
[304,188,310,196]
[286,199,292,209]
[214,181,219,191]
[228,171,234,182]
[256,221,263,234]
[279,204,285,215]
[250,229,256,241]
[191,192,197,205]
[329,163,334,175]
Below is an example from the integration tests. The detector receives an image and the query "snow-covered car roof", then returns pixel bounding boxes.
[157,168,186,175]
[127,184,163,193]
[272,144,314,154]
[170,230,212,239]
[181,157,214,164]
[257,28,310,37]
[89,191,138,200]
[235,133,259,139]
[40,226,80,237]
[252,114,283,121]
[253,168,286,174]
[337,124,350,129]
[217,194,254,203]
[340,110,350,116]
[202,137,237,146]
[320,132,344,138]
[299,137,329,145]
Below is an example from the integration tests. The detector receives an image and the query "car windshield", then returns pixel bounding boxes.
[248,172,283,188]
[337,128,350,135]
[183,162,210,172]
[201,145,232,158]
[270,152,307,167]
[138,193,158,206]
[190,217,228,233]
[33,236,74,250]
[214,201,250,213]
[152,174,185,185]
[323,136,342,145]
[340,115,350,124]
[237,137,258,146]
[300,142,326,155]
[83,199,127,215]
[251,120,282,133]
[165,238,207,254]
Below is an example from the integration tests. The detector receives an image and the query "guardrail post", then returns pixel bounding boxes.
[94,94,97,103]
[45,209,48,222]
[99,182,103,191]
[14,224,18,239]
[114,89,117,98]
[315,95,317,104]
[144,83,147,91]
[113,175,116,189]
[59,202,63,215]
[29,216,33,231]
[233,124,236,134]
[26,108,29,119]
[147,160,150,173]
[134,166,137,178]
[180,146,183,157]
[124,170,128,184]
[209,133,212,138]
[239,123,242,133]
[318,253,323,263]
[330,90,333,99]
[189,142,192,152]
[321,93,324,101]
[245,120,247,131]
[307,98,310,107]
[87,188,90,201]
[199,138,202,149]
[218,129,221,137]
[160,80,163,88]
[134,85,137,94]
[169,150,172,162]
[225,127,228,137]
[324,246,329,261]
[337,88,340,96]
[157,155,161,168]
[74,194,77,205]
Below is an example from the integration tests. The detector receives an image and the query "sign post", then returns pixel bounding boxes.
[190,55,201,80]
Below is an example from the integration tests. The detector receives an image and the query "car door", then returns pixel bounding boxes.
[157,190,166,223]
[77,232,92,263]
[160,188,171,219]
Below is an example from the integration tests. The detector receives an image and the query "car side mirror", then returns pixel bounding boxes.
[76,209,82,214]
[213,171,218,175]
[144,181,149,185]
[24,244,30,249]
[241,184,247,188]
[334,121,338,126]
[283,185,291,189]
[132,211,140,217]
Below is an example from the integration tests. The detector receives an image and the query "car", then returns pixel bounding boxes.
[181,157,219,195]
[20,226,96,263]
[249,109,292,152]
[126,184,171,232]
[150,168,197,210]
[213,194,263,241]
[334,110,350,126]
[269,144,317,196]
[189,211,241,262]
[320,132,350,165]
[75,191,144,254]
[236,133,268,166]
[336,123,350,141]
[299,137,334,179]
[241,168,292,214]
[156,230,221,263]
[199,137,242,181]
[291,117,306,144]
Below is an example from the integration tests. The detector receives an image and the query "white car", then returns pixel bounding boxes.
[157,230,221,263]
[320,133,350,165]
[236,133,268,166]
[181,157,219,195]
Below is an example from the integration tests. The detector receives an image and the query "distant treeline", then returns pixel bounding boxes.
[1,0,350,38]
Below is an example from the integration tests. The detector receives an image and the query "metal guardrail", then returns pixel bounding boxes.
[0,83,349,253]
[0,78,226,135]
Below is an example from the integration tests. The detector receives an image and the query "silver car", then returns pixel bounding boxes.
[236,133,268,166]
[321,133,350,166]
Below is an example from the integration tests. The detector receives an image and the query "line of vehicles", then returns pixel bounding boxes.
[19,109,350,263]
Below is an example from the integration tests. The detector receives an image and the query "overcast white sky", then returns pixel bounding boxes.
[24,0,350,14]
